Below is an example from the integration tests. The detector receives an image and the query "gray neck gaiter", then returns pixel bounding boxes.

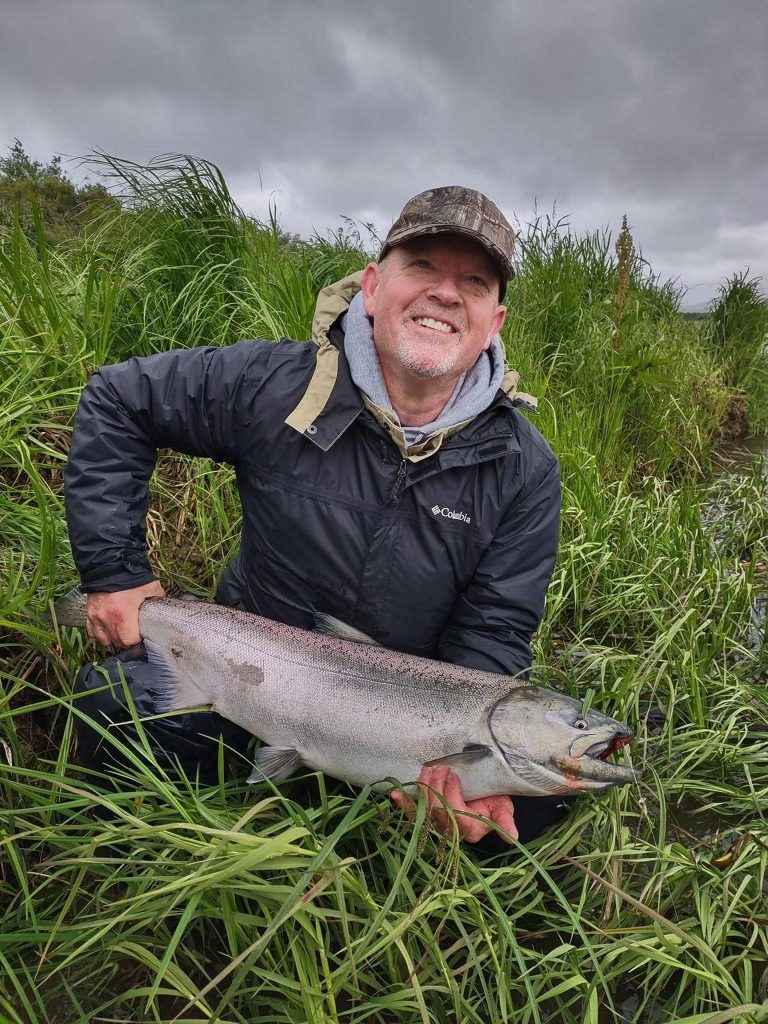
[342,291,505,446]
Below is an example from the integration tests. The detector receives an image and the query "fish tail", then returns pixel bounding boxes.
[52,587,89,627]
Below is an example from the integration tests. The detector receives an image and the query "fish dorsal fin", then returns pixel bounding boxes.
[248,745,303,783]
[424,743,493,769]
[313,613,381,646]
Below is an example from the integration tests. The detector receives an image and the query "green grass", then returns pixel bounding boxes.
[1,155,767,1023]
[706,273,768,433]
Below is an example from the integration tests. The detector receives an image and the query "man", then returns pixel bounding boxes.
[65,186,564,849]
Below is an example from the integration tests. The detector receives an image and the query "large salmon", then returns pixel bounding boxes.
[54,592,639,799]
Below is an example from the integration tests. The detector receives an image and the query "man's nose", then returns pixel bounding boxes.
[427,274,461,304]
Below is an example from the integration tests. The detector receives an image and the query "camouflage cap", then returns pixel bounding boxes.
[380,185,516,296]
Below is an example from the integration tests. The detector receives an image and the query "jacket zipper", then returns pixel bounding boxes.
[440,429,514,454]
[391,460,408,504]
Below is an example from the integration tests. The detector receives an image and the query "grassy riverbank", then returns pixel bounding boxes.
[2,156,768,1023]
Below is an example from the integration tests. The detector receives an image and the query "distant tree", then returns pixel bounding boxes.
[0,139,118,242]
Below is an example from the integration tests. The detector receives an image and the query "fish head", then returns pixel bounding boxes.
[488,685,640,796]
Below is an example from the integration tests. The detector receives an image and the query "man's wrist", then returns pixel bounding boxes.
[80,570,157,593]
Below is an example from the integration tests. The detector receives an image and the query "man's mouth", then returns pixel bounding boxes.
[413,316,457,334]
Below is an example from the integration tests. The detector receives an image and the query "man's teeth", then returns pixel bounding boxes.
[415,317,454,334]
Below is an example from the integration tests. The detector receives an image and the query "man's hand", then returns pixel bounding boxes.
[390,764,518,845]
[86,581,166,650]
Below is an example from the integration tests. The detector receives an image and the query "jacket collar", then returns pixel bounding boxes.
[283,320,364,452]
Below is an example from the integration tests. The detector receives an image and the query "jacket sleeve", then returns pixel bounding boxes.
[438,455,560,678]
[64,341,271,592]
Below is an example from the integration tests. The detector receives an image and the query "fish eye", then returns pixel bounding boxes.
[574,717,588,730]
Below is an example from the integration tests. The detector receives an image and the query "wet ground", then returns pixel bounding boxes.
[708,434,768,652]
[666,791,754,844]
[660,435,768,856]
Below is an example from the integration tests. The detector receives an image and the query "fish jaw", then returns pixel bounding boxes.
[548,751,641,790]
[492,740,640,796]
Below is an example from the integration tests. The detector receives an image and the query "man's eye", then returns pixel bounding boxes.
[414,259,431,269]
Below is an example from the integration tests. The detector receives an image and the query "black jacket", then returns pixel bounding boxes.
[65,320,560,679]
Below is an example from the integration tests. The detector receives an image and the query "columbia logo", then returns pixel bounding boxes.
[431,505,472,524]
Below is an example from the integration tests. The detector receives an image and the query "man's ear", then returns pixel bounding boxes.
[360,263,381,318]
[484,304,506,349]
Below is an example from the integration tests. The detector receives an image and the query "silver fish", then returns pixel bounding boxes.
[54,592,640,799]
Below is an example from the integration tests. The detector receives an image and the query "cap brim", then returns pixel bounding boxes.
[380,223,515,282]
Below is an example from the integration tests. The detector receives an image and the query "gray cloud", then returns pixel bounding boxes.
[1,0,766,307]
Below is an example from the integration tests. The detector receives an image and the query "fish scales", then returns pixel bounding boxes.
[141,599,516,791]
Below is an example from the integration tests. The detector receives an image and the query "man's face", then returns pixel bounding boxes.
[360,234,507,388]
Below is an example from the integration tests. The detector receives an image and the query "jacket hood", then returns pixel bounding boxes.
[312,271,366,348]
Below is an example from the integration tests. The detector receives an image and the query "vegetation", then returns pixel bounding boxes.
[706,273,768,434]
[0,140,117,245]
[1,152,767,1023]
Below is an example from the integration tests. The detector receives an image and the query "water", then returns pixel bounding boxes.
[711,433,768,477]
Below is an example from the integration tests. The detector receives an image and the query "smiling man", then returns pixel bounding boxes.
[65,186,564,853]
[360,233,506,418]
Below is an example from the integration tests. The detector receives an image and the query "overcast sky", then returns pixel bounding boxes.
[2,0,766,309]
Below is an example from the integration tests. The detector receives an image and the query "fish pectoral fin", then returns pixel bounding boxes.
[312,613,381,646]
[143,637,209,712]
[424,744,493,769]
[247,745,303,783]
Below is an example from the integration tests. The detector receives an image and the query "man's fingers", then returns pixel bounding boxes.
[391,770,438,823]
[86,625,113,649]
[422,766,463,834]
[441,768,469,812]
[390,788,417,820]
[417,766,478,840]
[391,767,518,845]
[390,788,410,809]
[89,625,138,649]
[488,796,518,842]
[86,615,140,649]
[85,582,165,649]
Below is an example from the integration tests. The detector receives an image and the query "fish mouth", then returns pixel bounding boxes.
[553,732,640,788]
[585,734,632,760]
